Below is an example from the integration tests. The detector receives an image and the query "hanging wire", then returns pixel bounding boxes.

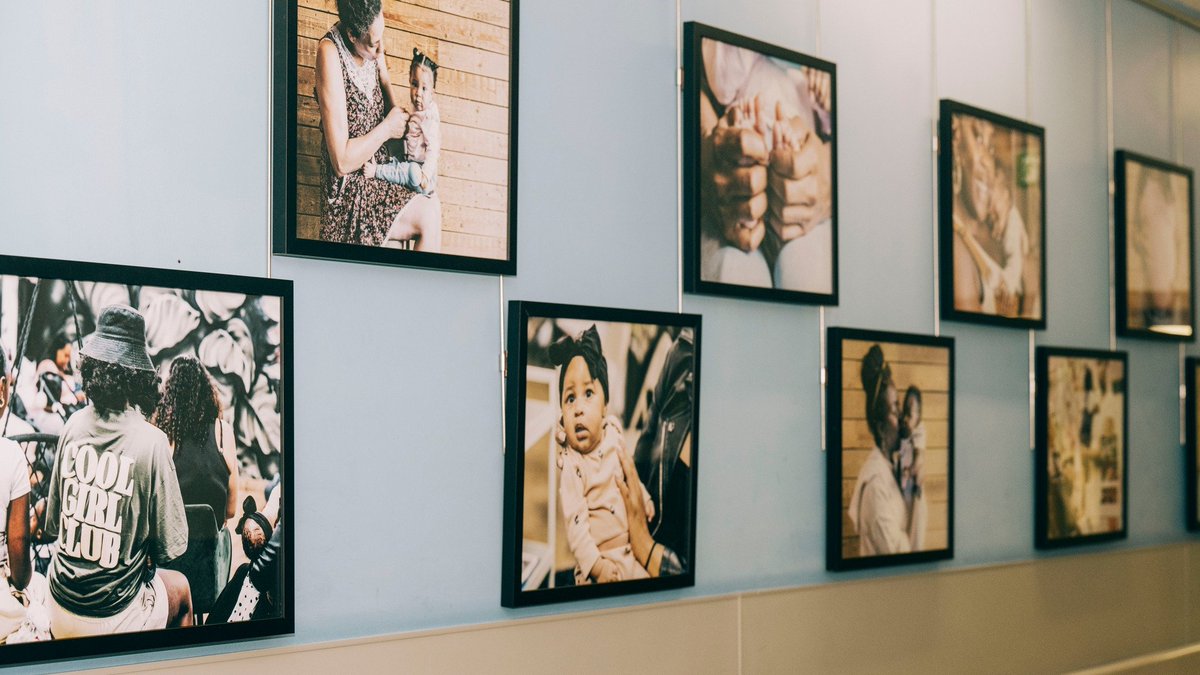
[1105,0,1117,352]
[1026,0,1036,451]
[931,0,941,338]
[3,280,42,437]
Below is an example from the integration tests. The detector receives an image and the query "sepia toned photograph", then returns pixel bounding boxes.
[1115,151,1194,339]
[826,328,954,571]
[0,255,292,665]
[939,100,1045,328]
[1035,348,1127,549]
[683,22,837,305]
[502,302,700,607]
[274,0,517,273]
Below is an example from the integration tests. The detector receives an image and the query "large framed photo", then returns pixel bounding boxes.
[826,327,954,571]
[502,302,701,607]
[1186,358,1200,530]
[1115,151,1195,340]
[273,0,518,274]
[1035,347,1127,549]
[938,100,1045,328]
[0,255,293,665]
[682,22,838,305]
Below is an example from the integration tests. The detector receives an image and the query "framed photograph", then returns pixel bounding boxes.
[1186,357,1200,530]
[502,302,701,607]
[682,22,838,305]
[938,99,1046,328]
[1115,151,1195,340]
[0,255,293,665]
[826,327,954,571]
[273,0,518,274]
[1035,347,1127,549]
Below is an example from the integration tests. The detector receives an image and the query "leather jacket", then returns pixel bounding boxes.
[633,328,694,576]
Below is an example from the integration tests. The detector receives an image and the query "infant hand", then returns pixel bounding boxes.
[363,161,377,179]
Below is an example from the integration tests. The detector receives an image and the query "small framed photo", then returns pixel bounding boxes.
[0,255,293,665]
[1115,151,1195,340]
[1035,347,1127,549]
[272,0,518,274]
[938,100,1046,328]
[502,302,701,607]
[1186,357,1200,530]
[826,327,954,571]
[682,22,838,305]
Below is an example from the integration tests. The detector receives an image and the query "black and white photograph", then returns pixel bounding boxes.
[502,302,701,607]
[1035,347,1127,549]
[1115,151,1194,339]
[826,327,954,571]
[683,22,837,305]
[0,255,292,664]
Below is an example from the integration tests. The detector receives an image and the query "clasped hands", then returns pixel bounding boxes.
[706,96,829,253]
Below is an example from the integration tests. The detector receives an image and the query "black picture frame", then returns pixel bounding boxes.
[272,0,519,274]
[0,254,294,666]
[682,21,838,306]
[502,301,701,607]
[1034,346,1128,549]
[938,99,1046,329]
[826,327,954,571]
[1186,357,1200,531]
[1114,150,1195,341]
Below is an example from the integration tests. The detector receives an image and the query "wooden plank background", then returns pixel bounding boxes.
[839,340,951,559]
[295,0,511,259]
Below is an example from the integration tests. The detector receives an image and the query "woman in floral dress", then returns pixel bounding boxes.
[314,0,442,250]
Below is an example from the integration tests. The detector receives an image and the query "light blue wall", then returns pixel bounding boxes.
[0,0,1196,671]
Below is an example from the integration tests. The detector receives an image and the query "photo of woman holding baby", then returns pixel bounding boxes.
[683,22,838,305]
[502,303,701,607]
[939,100,1045,328]
[826,328,954,571]
[277,0,517,273]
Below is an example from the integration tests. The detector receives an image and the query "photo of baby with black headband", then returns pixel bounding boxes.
[515,314,698,595]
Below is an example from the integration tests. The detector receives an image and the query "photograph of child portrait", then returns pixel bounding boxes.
[1036,348,1126,548]
[502,303,700,607]
[1116,152,1194,339]
[0,256,291,663]
[939,100,1045,328]
[683,22,837,305]
[278,0,516,273]
[826,328,953,571]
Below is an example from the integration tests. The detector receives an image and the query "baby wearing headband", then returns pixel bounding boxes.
[550,326,655,585]
[365,49,441,195]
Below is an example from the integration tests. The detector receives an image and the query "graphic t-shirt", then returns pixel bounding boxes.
[0,438,30,573]
[44,406,187,617]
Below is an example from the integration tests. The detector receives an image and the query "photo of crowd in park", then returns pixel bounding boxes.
[0,264,289,650]
[684,22,837,304]
[1116,152,1194,338]
[283,0,516,272]
[941,101,1044,327]
[826,329,953,571]
[1037,349,1126,547]
[503,304,700,606]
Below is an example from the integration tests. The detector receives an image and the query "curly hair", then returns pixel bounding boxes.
[154,356,221,447]
[336,0,381,39]
[80,356,161,418]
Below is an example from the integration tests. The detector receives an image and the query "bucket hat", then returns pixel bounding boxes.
[79,304,155,371]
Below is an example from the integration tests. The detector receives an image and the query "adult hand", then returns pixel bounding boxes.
[591,558,620,583]
[706,97,769,252]
[767,103,830,242]
[384,106,410,139]
[614,444,654,569]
